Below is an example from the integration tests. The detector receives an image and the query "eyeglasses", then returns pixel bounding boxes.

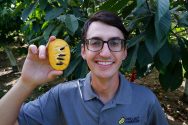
[85,39,125,52]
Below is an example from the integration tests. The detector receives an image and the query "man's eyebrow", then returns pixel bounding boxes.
[109,37,123,40]
[87,37,101,40]
[88,37,123,40]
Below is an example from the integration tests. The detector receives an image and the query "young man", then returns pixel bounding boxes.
[0,11,168,125]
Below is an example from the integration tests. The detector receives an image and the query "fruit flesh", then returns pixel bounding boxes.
[48,39,70,70]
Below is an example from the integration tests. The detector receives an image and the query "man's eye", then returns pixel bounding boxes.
[90,40,102,46]
[110,40,121,46]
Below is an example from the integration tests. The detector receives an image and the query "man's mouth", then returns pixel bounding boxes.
[97,61,113,65]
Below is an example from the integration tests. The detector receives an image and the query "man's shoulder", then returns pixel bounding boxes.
[129,82,157,101]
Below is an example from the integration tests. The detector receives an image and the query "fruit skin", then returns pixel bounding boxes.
[48,39,71,70]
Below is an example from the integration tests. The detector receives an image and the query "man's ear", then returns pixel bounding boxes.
[122,48,127,60]
[81,44,86,60]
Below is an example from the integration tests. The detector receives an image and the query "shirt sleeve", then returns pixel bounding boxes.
[18,85,63,125]
[147,96,169,125]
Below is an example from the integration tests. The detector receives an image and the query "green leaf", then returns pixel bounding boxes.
[136,0,146,8]
[99,0,116,11]
[57,15,66,22]
[39,0,47,10]
[32,21,41,32]
[178,12,188,27]
[45,8,64,21]
[159,61,183,91]
[145,17,166,57]
[154,55,166,74]
[63,55,82,78]
[122,43,139,71]
[127,32,145,48]
[133,3,150,17]
[51,23,64,36]
[21,2,37,21]
[182,48,188,72]
[43,23,56,41]
[156,0,170,22]
[121,1,136,18]
[57,0,68,8]
[184,71,188,79]
[137,44,153,68]
[155,0,170,42]
[64,14,79,35]
[75,60,89,78]
[110,0,129,12]
[177,37,188,71]
[158,42,172,66]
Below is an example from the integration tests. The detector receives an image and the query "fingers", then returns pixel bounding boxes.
[28,45,38,55]
[38,45,47,59]
[48,70,63,80]
[28,36,56,59]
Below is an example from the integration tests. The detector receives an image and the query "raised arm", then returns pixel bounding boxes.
[0,36,63,125]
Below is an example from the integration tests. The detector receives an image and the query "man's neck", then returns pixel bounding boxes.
[91,73,120,104]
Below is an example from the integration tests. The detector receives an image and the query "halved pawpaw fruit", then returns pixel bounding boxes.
[47,39,70,70]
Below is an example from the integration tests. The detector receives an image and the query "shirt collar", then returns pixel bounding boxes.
[82,72,132,104]
[83,72,98,101]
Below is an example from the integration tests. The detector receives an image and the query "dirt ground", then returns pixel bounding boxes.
[0,46,188,125]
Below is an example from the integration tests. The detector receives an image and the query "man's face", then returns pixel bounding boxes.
[81,21,127,79]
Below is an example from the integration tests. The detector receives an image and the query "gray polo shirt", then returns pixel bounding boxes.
[18,72,168,125]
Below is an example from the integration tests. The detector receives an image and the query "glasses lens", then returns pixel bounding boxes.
[109,39,123,51]
[87,39,103,51]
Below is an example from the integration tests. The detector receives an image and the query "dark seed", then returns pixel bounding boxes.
[57,57,64,60]
[58,54,66,57]
[60,47,65,50]
[56,62,63,65]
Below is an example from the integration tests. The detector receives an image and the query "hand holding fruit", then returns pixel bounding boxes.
[19,36,66,89]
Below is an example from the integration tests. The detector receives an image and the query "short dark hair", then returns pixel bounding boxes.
[82,10,129,43]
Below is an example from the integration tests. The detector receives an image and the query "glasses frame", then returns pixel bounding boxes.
[85,39,125,52]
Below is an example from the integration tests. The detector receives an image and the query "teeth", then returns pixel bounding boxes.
[98,61,113,65]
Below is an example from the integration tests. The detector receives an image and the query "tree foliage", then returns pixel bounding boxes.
[0,0,23,44]
[17,0,188,91]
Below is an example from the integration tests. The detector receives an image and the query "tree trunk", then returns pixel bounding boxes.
[4,45,19,72]
[183,79,188,103]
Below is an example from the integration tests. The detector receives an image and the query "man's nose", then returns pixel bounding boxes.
[99,43,111,57]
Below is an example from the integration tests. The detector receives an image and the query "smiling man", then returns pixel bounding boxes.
[0,10,169,125]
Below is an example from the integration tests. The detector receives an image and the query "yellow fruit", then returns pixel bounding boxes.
[47,39,70,70]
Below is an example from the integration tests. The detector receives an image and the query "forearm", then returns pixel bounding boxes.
[0,79,36,125]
